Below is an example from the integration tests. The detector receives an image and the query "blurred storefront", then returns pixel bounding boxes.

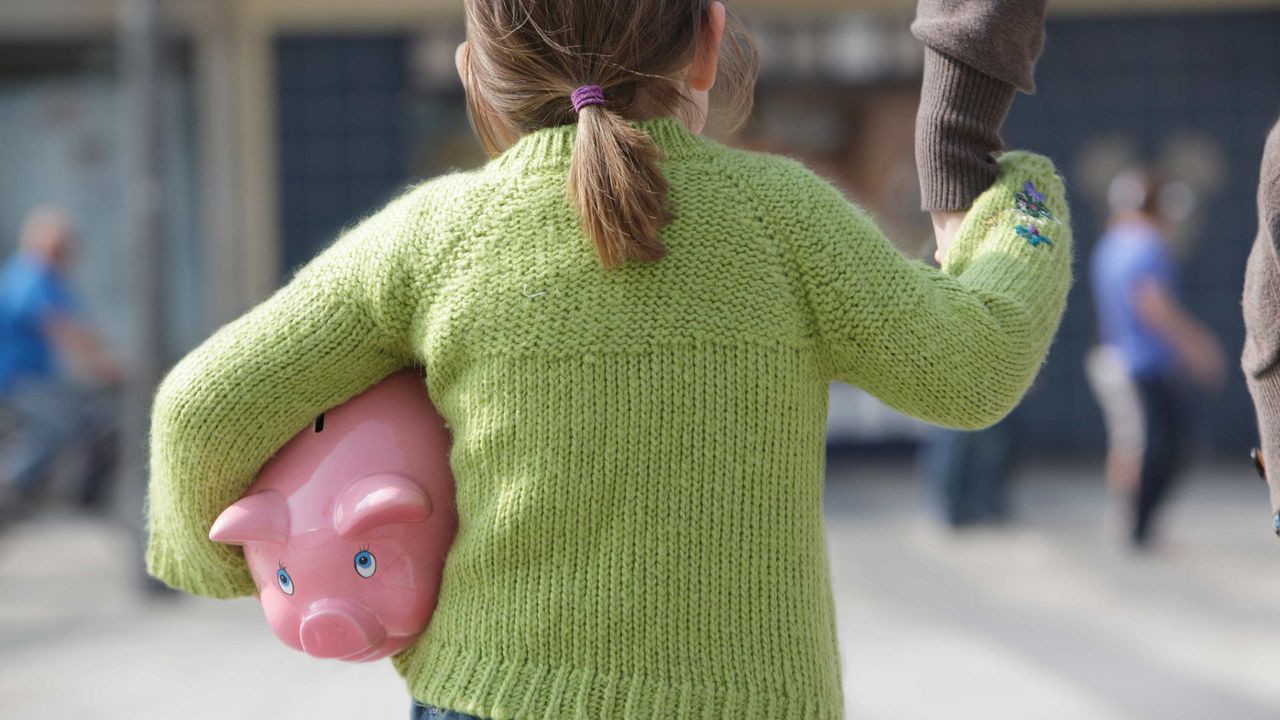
[0,37,202,356]
[1,0,1277,453]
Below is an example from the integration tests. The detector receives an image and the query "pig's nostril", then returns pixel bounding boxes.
[298,609,385,659]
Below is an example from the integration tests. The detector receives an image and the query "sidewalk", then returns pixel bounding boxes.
[826,459,1280,719]
[2,461,1278,719]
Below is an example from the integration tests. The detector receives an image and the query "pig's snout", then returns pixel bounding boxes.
[298,601,386,660]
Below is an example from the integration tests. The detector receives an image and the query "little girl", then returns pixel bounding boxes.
[146,1,1071,718]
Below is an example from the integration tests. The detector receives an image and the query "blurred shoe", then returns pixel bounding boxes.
[1128,523,1167,555]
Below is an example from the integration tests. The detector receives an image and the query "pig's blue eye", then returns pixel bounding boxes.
[276,567,295,596]
[354,550,376,578]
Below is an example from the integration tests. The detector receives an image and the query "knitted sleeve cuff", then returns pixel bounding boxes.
[915,48,1018,212]
[940,150,1071,302]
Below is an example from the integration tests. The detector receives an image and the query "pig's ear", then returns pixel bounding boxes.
[333,473,433,538]
[209,491,290,545]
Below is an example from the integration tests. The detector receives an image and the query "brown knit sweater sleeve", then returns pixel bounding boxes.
[1242,118,1280,511]
[912,0,1049,211]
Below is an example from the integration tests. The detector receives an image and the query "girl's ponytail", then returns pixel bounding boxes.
[568,88,671,269]
[461,0,759,269]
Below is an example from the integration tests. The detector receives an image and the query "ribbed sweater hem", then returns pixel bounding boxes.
[400,643,843,720]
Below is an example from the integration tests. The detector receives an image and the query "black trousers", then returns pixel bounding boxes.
[1132,375,1183,546]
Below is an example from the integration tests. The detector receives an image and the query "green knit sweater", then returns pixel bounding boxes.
[147,118,1071,719]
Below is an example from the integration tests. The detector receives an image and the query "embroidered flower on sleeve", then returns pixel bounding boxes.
[1015,181,1055,221]
[1016,224,1053,248]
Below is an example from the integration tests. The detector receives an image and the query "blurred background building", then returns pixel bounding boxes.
[4,1,1280,718]
[3,0,1277,456]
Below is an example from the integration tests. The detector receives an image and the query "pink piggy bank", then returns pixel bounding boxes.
[209,370,456,662]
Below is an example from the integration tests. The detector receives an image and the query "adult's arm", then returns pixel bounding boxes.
[913,0,1049,212]
[1242,119,1280,511]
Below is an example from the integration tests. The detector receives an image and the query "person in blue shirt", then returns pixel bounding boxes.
[0,207,121,517]
[1089,170,1225,548]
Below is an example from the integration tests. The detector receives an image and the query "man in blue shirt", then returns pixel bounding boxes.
[1089,171,1224,547]
[0,208,120,515]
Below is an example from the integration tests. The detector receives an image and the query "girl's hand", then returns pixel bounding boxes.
[930,210,967,264]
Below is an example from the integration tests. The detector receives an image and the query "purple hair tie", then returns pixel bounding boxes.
[572,85,606,114]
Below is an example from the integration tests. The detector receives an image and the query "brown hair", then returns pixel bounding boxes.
[1108,167,1170,221]
[461,0,759,268]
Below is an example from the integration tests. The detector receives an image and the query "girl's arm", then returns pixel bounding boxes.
[912,0,1048,213]
[780,151,1071,430]
[1242,119,1280,511]
[146,187,430,598]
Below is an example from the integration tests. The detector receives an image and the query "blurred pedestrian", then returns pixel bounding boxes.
[1242,119,1280,534]
[0,207,122,520]
[921,419,1016,529]
[1089,170,1226,548]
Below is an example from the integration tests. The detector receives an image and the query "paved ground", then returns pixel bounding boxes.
[2,459,1278,719]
